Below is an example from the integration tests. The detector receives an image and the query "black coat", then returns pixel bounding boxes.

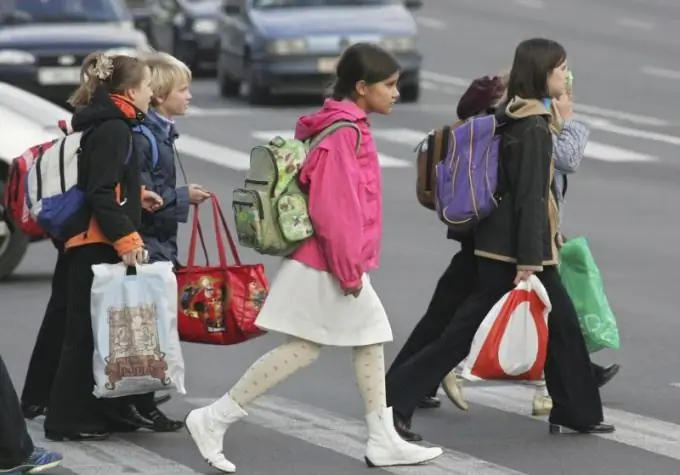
[473,97,560,271]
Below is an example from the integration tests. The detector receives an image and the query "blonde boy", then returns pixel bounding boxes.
[130,52,210,431]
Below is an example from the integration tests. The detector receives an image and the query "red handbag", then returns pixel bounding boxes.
[176,195,268,345]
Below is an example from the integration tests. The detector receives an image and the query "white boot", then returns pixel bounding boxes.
[185,393,247,473]
[364,407,443,467]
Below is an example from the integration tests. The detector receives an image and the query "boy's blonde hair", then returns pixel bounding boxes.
[143,52,192,107]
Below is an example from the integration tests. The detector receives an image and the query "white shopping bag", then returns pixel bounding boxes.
[461,275,551,382]
[91,261,186,398]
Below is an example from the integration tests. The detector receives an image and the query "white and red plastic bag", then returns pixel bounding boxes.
[461,275,551,382]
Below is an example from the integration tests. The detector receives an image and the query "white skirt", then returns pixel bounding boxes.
[255,259,393,347]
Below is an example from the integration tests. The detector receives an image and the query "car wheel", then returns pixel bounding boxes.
[245,61,270,106]
[217,50,240,97]
[0,180,29,281]
[400,83,420,103]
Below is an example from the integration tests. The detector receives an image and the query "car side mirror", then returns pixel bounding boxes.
[404,0,422,10]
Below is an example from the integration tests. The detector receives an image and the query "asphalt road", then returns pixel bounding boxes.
[3,1,680,474]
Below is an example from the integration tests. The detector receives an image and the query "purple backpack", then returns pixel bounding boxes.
[434,114,501,236]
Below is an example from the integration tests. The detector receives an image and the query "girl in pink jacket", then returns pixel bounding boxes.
[185,43,443,473]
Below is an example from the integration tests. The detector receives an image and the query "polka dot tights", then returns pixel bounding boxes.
[228,337,387,414]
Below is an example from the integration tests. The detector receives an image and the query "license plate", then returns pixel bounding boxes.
[317,57,338,74]
[38,67,81,85]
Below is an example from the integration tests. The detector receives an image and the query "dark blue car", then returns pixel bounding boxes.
[215,0,423,105]
[0,0,151,107]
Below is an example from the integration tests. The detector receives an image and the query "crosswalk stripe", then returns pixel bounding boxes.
[26,421,202,475]
[186,395,526,475]
[250,131,410,168]
[175,134,251,170]
[461,384,680,461]
[584,142,657,162]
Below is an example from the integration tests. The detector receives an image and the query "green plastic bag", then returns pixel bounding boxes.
[558,236,620,353]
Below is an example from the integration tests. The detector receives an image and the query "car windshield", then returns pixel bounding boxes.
[253,0,398,8]
[0,0,125,24]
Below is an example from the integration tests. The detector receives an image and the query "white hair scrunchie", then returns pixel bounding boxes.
[87,54,114,81]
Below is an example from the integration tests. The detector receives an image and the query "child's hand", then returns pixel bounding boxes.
[142,190,163,212]
[189,184,210,204]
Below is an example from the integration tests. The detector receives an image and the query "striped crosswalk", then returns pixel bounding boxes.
[27,383,680,475]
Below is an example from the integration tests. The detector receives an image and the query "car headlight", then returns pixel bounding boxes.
[105,47,141,57]
[267,38,307,55]
[193,19,217,34]
[0,49,35,65]
[380,36,416,52]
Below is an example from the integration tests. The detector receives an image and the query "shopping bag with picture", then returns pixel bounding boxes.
[461,275,551,381]
[176,194,269,345]
[558,236,620,353]
[90,261,186,398]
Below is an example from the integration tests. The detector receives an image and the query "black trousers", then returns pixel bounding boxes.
[44,244,123,434]
[387,242,476,398]
[21,240,69,408]
[386,257,604,428]
[0,354,33,468]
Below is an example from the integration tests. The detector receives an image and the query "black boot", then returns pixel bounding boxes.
[392,411,423,442]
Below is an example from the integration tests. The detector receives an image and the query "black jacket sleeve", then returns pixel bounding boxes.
[514,120,551,271]
[82,120,138,243]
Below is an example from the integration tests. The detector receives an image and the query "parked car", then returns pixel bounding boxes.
[0,0,151,107]
[215,0,423,105]
[147,0,220,74]
[0,82,70,281]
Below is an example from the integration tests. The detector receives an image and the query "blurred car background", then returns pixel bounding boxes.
[0,0,151,107]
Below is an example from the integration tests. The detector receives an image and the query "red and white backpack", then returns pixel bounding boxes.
[2,120,70,239]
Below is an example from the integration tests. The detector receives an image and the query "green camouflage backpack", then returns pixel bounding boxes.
[232,121,361,257]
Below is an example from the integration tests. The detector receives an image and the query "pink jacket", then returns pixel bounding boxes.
[291,99,382,290]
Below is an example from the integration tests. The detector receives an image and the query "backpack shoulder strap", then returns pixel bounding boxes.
[131,124,160,168]
[308,121,362,154]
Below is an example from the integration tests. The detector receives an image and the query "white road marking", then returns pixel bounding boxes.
[461,384,680,463]
[185,106,252,117]
[584,141,657,162]
[514,0,545,8]
[187,395,526,475]
[421,80,461,96]
[175,134,251,170]
[416,16,447,29]
[617,18,655,30]
[422,70,671,126]
[642,66,680,81]
[26,422,202,475]
[250,131,411,168]
[577,115,680,147]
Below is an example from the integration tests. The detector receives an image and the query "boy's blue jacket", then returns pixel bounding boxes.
[134,109,190,263]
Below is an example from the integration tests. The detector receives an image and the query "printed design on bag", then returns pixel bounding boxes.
[234,206,262,248]
[180,276,228,333]
[277,194,313,241]
[245,279,267,313]
[273,146,305,197]
[104,303,170,390]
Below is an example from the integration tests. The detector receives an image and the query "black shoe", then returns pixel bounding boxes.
[549,422,615,435]
[417,396,441,409]
[105,404,154,430]
[141,408,184,433]
[597,364,620,388]
[154,394,172,406]
[393,412,423,442]
[45,430,110,441]
[22,404,47,420]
